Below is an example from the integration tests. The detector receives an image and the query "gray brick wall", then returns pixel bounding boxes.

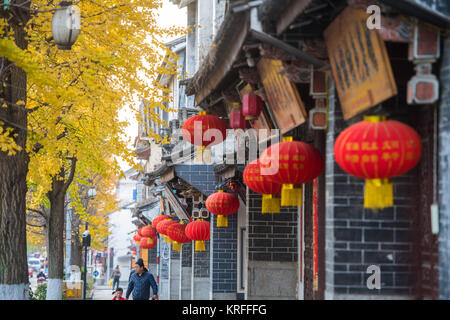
[211,211,238,293]
[193,240,210,277]
[182,241,192,267]
[175,165,218,196]
[247,190,298,262]
[325,79,417,297]
[175,164,217,282]
[171,246,180,259]
[149,246,157,265]
[439,35,450,300]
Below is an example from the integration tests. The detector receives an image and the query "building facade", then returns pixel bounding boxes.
[132,0,450,300]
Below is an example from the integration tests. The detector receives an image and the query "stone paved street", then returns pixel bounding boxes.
[92,285,115,300]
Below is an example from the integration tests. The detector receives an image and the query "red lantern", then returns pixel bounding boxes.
[137,227,144,237]
[205,191,239,227]
[156,219,178,243]
[166,222,191,252]
[140,236,157,249]
[242,93,262,120]
[133,234,142,243]
[334,115,422,209]
[243,159,282,213]
[141,225,157,238]
[229,106,246,130]
[181,111,227,148]
[260,137,324,207]
[185,219,210,252]
[152,214,171,229]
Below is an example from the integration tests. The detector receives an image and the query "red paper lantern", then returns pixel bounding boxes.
[181,111,227,148]
[260,137,324,207]
[152,214,171,229]
[242,93,262,120]
[133,234,141,243]
[166,222,191,252]
[185,219,210,252]
[140,236,157,249]
[229,106,246,130]
[243,159,282,213]
[156,219,178,243]
[334,115,422,209]
[141,225,157,238]
[205,190,239,227]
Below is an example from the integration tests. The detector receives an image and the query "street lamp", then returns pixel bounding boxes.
[51,1,81,50]
[82,222,91,300]
[87,187,96,199]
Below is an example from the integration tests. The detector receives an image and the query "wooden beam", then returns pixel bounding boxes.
[249,29,329,69]
[276,0,313,36]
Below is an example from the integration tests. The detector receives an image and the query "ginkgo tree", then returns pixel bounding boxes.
[0,0,186,299]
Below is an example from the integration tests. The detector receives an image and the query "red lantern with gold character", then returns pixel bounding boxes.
[243,159,282,214]
[205,191,239,227]
[181,111,227,148]
[152,214,171,229]
[334,116,422,210]
[140,236,157,249]
[141,225,157,238]
[260,137,324,207]
[156,219,177,243]
[185,219,210,252]
[166,222,191,252]
[242,93,262,120]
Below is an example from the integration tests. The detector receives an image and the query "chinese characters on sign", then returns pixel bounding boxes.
[257,58,307,133]
[324,7,397,120]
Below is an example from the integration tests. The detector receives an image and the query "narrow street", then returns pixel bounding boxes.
[92,286,114,300]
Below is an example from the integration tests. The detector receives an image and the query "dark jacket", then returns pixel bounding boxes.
[126,268,158,300]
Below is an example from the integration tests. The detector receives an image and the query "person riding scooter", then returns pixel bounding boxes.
[37,269,47,285]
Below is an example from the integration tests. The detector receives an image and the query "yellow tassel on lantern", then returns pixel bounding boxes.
[172,241,181,252]
[364,178,393,210]
[195,240,205,251]
[281,184,302,207]
[217,215,228,227]
[262,194,281,213]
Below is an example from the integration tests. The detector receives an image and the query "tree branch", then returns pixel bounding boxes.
[27,207,48,220]
[26,221,46,228]
[64,157,77,192]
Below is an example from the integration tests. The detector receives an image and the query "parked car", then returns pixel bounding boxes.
[28,258,41,273]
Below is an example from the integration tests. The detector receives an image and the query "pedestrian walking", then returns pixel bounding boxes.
[112,288,126,300]
[126,258,158,301]
[110,265,121,293]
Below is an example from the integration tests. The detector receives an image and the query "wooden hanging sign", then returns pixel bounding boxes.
[257,58,307,134]
[324,7,397,120]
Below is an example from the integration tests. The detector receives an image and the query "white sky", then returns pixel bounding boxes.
[117,0,186,171]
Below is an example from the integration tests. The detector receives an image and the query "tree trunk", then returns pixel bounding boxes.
[70,212,82,268]
[0,1,31,300]
[46,172,66,300]
[45,158,76,300]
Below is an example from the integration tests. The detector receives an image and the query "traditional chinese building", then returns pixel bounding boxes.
[134,0,450,300]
